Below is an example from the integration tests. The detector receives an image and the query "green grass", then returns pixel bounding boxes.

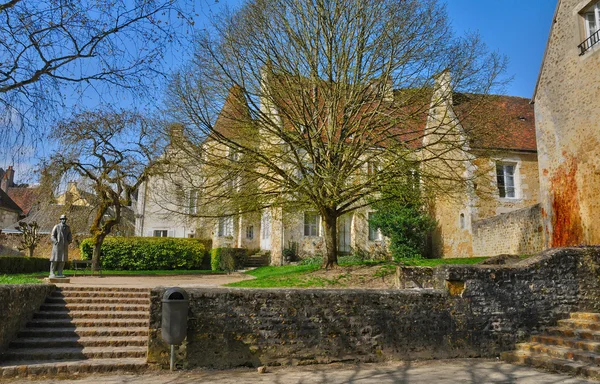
[227,256,490,288]
[0,274,44,284]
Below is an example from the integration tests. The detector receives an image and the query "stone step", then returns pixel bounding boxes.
[515,342,600,365]
[56,287,150,292]
[27,318,149,328]
[2,346,147,361]
[531,335,600,352]
[10,336,147,348]
[46,297,150,305]
[40,303,150,312]
[571,313,600,322]
[546,327,600,342]
[558,319,600,331]
[51,291,150,299]
[18,326,149,338]
[501,351,600,381]
[0,357,148,378]
[33,310,149,320]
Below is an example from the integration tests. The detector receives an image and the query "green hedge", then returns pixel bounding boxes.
[80,237,209,270]
[0,257,50,274]
[210,248,248,272]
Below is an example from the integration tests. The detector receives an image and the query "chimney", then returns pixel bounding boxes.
[1,166,14,192]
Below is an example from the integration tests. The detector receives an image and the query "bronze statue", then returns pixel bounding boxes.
[50,214,72,278]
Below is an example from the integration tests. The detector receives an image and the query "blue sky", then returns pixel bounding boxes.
[4,0,558,180]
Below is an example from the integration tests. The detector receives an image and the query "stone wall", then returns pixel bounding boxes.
[0,284,55,351]
[472,204,545,256]
[148,247,600,369]
[534,0,600,248]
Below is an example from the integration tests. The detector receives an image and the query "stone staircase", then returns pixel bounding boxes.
[502,312,600,380]
[245,251,271,268]
[0,286,151,378]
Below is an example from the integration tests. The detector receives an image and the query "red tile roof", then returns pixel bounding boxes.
[7,187,40,215]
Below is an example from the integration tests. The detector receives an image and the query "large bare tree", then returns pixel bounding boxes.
[48,110,165,270]
[168,0,508,268]
[0,0,192,149]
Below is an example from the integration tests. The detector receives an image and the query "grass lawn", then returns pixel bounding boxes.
[226,257,489,289]
[0,269,221,284]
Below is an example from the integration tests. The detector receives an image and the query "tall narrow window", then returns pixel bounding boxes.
[459,213,465,229]
[368,212,382,241]
[304,212,320,237]
[246,225,254,239]
[496,163,516,198]
[580,2,600,54]
[218,217,233,237]
[188,190,198,214]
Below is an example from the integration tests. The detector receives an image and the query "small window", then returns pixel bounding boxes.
[368,212,382,241]
[367,161,380,175]
[304,212,320,237]
[246,225,254,239]
[218,217,233,237]
[459,213,465,229]
[496,163,516,198]
[153,230,168,237]
[580,2,600,54]
[228,148,239,162]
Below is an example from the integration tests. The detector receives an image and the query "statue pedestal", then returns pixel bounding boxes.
[45,277,70,284]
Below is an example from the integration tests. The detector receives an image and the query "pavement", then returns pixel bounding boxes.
[55,273,253,288]
[4,359,597,384]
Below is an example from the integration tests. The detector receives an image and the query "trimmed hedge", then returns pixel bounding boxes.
[80,237,209,270]
[0,257,50,274]
[210,248,249,272]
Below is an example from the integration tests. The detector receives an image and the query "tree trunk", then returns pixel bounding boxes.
[322,210,338,269]
[28,247,34,258]
[92,235,105,271]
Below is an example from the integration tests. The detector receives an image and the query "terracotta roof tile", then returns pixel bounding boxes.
[0,188,22,213]
[7,187,40,215]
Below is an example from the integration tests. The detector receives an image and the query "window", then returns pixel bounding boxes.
[367,161,380,175]
[188,190,198,214]
[228,148,239,162]
[580,2,600,54]
[368,212,382,241]
[153,230,168,237]
[218,217,233,237]
[459,213,465,229]
[246,225,254,239]
[496,163,516,198]
[304,212,320,237]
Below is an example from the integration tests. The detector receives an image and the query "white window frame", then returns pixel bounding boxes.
[246,225,254,239]
[496,162,518,199]
[584,2,600,38]
[153,229,168,237]
[188,190,198,215]
[368,212,382,241]
[304,212,320,237]
[218,217,233,237]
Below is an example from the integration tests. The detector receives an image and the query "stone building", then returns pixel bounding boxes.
[136,74,542,261]
[533,0,600,248]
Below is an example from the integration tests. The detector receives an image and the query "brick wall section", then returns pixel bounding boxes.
[472,204,545,256]
[0,284,55,351]
[148,247,600,368]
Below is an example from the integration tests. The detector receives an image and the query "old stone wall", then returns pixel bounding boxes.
[148,247,600,369]
[0,284,55,351]
[534,0,600,247]
[472,204,544,256]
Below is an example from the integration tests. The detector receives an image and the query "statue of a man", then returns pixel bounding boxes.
[50,214,72,278]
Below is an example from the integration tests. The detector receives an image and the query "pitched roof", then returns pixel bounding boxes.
[454,94,537,152]
[0,188,22,213]
[7,187,40,215]
[213,85,253,140]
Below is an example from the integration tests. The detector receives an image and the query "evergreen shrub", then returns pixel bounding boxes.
[80,237,209,270]
[0,256,50,274]
[210,248,248,272]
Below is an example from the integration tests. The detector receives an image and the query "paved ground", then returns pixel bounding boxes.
[5,359,597,384]
[56,273,253,288]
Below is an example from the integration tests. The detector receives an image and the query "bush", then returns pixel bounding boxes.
[80,237,209,270]
[0,257,50,274]
[210,248,249,272]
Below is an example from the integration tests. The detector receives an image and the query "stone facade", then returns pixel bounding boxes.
[534,0,600,247]
[472,204,545,256]
[148,247,600,369]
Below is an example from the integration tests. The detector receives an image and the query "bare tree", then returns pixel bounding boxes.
[48,110,165,270]
[0,0,192,149]
[15,221,40,257]
[168,0,508,268]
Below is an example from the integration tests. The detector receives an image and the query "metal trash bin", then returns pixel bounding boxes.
[161,287,189,370]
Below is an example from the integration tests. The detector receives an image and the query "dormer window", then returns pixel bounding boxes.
[579,2,600,55]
